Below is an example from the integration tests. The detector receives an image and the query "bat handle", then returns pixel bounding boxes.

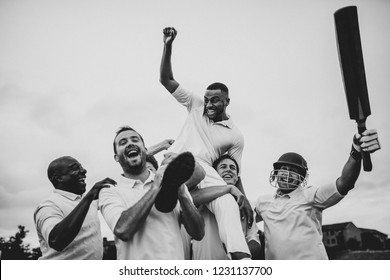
[357,120,372,172]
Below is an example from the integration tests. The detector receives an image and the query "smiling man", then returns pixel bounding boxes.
[34,156,115,259]
[159,27,252,259]
[189,154,261,259]
[98,126,204,260]
[255,129,381,260]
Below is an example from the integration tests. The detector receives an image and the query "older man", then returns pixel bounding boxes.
[34,156,115,259]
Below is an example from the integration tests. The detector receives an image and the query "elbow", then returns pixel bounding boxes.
[192,227,205,241]
[191,219,205,241]
[48,238,66,252]
[336,177,354,196]
[114,227,133,242]
[159,77,168,87]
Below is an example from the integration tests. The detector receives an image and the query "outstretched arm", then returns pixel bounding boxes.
[48,178,115,251]
[336,129,381,195]
[160,27,179,93]
[147,139,175,156]
[178,185,205,241]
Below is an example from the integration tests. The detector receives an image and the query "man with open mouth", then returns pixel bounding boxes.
[98,126,205,260]
[254,129,381,260]
[159,26,252,259]
[34,156,115,259]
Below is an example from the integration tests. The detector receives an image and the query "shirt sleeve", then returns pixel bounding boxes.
[305,183,345,209]
[34,202,64,243]
[172,84,203,112]
[98,188,127,232]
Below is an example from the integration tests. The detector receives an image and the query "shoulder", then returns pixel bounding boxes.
[254,193,274,210]
[98,184,121,204]
[173,84,203,108]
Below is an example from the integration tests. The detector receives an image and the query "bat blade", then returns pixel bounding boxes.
[334,6,372,171]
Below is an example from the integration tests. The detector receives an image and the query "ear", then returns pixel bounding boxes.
[114,154,119,162]
[225,98,230,106]
[53,174,63,183]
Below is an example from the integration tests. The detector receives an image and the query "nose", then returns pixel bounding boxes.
[80,168,87,175]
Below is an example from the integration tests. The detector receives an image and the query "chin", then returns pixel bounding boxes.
[75,188,86,195]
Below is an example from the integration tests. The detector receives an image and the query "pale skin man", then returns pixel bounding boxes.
[159,26,252,259]
[255,129,381,260]
[98,127,205,259]
[34,156,115,259]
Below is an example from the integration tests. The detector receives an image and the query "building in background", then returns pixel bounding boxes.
[322,222,390,259]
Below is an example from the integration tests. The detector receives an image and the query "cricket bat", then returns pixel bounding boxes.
[334,6,372,171]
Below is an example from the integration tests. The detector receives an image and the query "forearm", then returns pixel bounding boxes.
[160,44,173,80]
[336,155,361,195]
[190,186,231,207]
[179,194,205,241]
[147,140,171,156]
[114,187,160,241]
[160,44,178,93]
[48,195,94,251]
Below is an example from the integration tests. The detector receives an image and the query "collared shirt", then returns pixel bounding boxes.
[98,171,186,260]
[33,189,103,260]
[169,84,244,188]
[255,183,344,260]
[192,205,260,260]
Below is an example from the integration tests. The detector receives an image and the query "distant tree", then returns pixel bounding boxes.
[0,225,41,260]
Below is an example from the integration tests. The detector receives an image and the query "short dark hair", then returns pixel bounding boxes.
[146,154,159,170]
[212,154,239,174]
[47,156,73,185]
[207,82,229,95]
[113,126,145,155]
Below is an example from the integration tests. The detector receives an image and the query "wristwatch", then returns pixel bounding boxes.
[350,145,362,161]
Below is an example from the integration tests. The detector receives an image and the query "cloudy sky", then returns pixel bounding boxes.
[0,0,389,248]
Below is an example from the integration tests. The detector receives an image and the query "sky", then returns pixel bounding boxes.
[0,0,389,248]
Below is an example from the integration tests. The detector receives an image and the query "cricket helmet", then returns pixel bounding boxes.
[270,152,309,190]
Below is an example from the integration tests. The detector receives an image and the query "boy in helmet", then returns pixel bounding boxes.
[254,129,381,260]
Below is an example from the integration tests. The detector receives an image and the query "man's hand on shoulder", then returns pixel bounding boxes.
[87,178,117,200]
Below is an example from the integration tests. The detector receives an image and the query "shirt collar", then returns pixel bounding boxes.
[274,186,303,199]
[205,113,234,128]
[119,170,155,188]
[53,189,82,200]
[217,117,233,128]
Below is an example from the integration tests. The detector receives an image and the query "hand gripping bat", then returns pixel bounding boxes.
[334,6,372,171]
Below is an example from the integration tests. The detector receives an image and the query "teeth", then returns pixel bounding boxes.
[126,149,138,157]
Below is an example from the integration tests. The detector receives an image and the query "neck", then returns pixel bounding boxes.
[214,112,229,122]
[122,168,150,183]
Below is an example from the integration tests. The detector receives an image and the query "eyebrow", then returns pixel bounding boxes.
[68,163,81,169]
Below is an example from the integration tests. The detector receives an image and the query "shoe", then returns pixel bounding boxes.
[154,152,195,213]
